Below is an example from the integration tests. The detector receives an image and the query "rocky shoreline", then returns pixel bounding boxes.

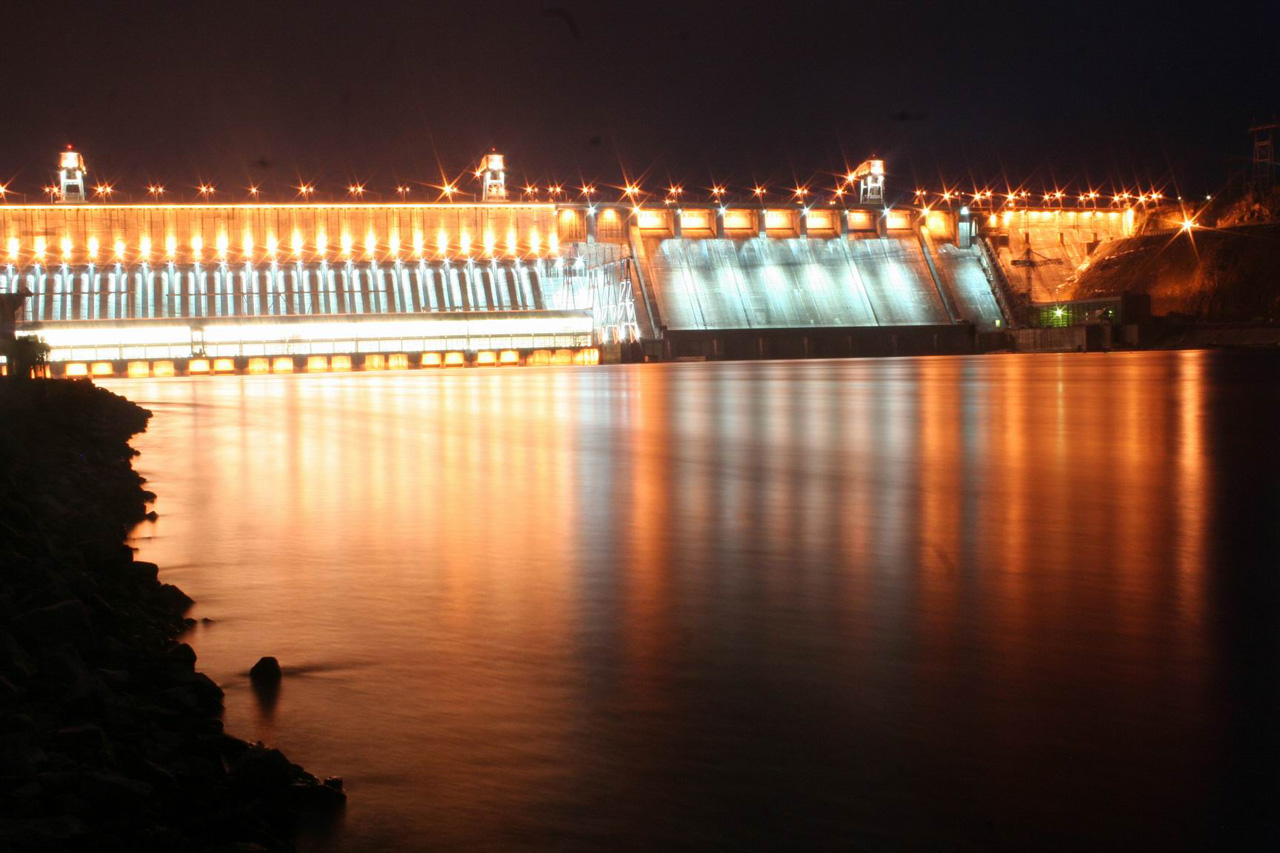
[0,380,343,852]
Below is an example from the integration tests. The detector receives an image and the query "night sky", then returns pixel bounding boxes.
[2,0,1275,201]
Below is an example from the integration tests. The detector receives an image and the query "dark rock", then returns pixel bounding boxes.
[0,814,88,845]
[157,583,194,610]
[12,599,95,647]
[53,724,109,758]
[288,779,347,810]
[160,679,220,714]
[0,674,22,700]
[0,381,339,851]
[0,735,45,777]
[167,642,198,671]
[176,670,225,707]
[249,656,282,685]
[0,629,33,681]
[65,671,110,711]
[78,769,154,807]
[95,667,130,688]
[126,561,160,583]
[230,744,294,789]
[37,643,88,686]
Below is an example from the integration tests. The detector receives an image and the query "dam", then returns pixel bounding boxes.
[0,149,1138,374]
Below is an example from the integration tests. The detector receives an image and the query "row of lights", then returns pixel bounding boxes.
[0,178,1211,207]
[913,188,1211,207]
[0,182,462,202]
[3,229,560,264]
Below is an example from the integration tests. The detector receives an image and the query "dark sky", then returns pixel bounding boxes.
[2,0,1275,201]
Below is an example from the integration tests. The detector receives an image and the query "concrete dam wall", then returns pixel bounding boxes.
[0,200,1014,366]
[983,208,1134,303]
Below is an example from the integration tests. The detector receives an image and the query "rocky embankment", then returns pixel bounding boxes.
[0,380,342,851]
[1070,223,1280,321]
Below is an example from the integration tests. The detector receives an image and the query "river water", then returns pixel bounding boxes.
[105,351,1280,850]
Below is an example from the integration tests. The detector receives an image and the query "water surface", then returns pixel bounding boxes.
[107,352,1280,849]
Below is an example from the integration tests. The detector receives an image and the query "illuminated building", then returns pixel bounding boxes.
[0,148,1140,372]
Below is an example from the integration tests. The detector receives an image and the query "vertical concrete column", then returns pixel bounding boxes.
[757,207,767,238]
[586,207,597,245]
[798,209,808,238]
[839,209,850,236]
[672,209,682,238]
[715,207,726,238]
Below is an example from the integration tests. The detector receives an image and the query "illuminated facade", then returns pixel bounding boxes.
[0,149,1147,373]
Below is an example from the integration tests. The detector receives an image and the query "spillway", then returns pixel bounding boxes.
[925,239,1005,331]
[635,234,951,330]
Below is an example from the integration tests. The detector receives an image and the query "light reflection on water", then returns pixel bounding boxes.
[107,351,1280,850]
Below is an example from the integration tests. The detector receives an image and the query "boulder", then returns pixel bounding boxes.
[0,630,32,681]
[125,561,160,584]
[288,780,347,810]
[0,674,22,700]
[12,599,95,647]
[37,643,88,686]
[77,769,154,808]
[157,583,194,610]
[249,657,282,685]
[53,724,109,759]
[230,744,294,789]
[166,642,198,671]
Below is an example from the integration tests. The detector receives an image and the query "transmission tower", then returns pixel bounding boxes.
[1251,122,1277,192]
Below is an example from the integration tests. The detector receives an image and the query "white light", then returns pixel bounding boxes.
[39,324,192,348]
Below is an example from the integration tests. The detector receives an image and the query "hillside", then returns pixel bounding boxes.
[1066,223,1280,320]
